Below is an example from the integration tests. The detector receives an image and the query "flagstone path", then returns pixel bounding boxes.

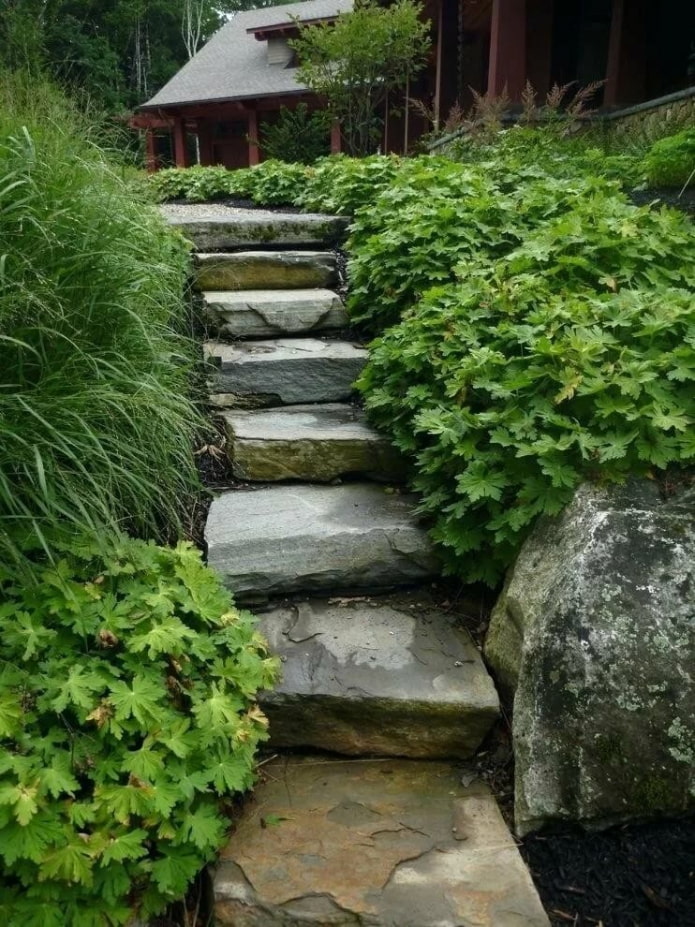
[168,205,550,927]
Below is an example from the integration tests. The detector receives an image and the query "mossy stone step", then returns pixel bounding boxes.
[205,338,367,408]
[257,591,499,758]
[165,209,347,251]
[223,404,405,482]
[204,288,348,339]
[205,482,439,601]
[214,756,550,926]
[195,251,337,291]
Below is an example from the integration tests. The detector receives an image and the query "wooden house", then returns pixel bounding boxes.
[132,0,695,170]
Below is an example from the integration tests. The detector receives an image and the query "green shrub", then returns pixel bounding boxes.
[260,103,330,164]
[239,158,310,205]
[643,128,695,188]
[0,75,201,579]
[150,164,237,202]
[360,280,695,585]
[0,533,279,926]
[297,154,401,214]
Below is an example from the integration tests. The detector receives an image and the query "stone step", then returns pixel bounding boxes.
[195,251,337,291]
[214,757,550,927]
[223,404,405,482]
[205,288,348,339]
[163,206,347,251]
[205,482,438,600]
[206,338,367,408]
[258,592,499,758]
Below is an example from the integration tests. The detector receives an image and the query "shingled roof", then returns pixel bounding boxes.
[141,0,353,110]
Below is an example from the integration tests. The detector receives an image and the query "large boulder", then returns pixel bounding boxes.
[485,479,695,835]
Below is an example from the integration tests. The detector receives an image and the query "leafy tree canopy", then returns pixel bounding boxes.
[291,0,431,156]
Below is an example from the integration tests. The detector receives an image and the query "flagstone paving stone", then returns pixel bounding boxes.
[214,756,550,927]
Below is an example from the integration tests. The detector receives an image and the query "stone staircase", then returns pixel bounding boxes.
[172,206,549,927]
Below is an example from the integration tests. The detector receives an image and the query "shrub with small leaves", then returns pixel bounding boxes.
[0,533,279,927]
[643,128,695,189]
[296,154,402,215]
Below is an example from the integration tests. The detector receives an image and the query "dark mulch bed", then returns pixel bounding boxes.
[522,819,695,927]
[629,187,695,217]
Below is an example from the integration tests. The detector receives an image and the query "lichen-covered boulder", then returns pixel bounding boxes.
[485,479,695,835]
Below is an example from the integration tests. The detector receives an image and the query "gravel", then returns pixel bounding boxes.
[159,203,332,221]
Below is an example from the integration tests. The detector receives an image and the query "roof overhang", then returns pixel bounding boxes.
[247,15,338,41]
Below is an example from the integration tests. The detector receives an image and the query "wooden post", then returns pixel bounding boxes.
[247,108,260,166]
[488,0,527,101]
[173,117,189,168]
[330,119,341,154]
[605,0,646,107]
[526,0,554,99]
[144,128,157,172]
[434,0,444,129]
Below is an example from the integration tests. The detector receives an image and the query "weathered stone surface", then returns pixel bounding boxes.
[258,593,499,757]
[165,210,347,251]
[195,251,337,291]
[204,288,347,339]
[223,404,405,482]
[206,339,367,407]
[205,483,439,599]
[214,756,550,926]
[485,479,695,835]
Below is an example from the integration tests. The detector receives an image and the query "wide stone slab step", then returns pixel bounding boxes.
[205,288,348,339]
[223,404,405,482]
[214,757,550,927]
[205,482,438,600]
[206,339,367,408]
[195,251,337,291]
[258,592,499,758]
[164,208,347,251]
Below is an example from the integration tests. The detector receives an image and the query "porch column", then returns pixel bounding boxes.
[144,128,157,173]
[247,108,260,166]
[173,117,189,168]
[330,119,341,154]
[197,119,214,166]
[526,0,554,99]
[488,0,527,101]
[605,0,647,107]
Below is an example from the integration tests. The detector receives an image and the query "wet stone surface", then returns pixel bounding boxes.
[214,756,550,927]
[223,403,405,482]
[204,482,439,601]
[194,251,337,290]
[204,288,348,339]
[205,338,367,407]
[257,592,499,757]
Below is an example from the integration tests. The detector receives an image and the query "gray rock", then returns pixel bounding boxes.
[205,483,439,600]
[206,339,367,407]
[485,479,695,835]
[194,251,337,291]
[204,288,348,339]
[214,756,550,926]
[223,404,405,482]
[258,593,499,758]
[166,210,347,251]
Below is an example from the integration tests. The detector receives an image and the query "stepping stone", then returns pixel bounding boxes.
[205,483,439,599]
[165,210,348,251]
[195,251,337,291]
[258,592,499,758]
[223,404,405,482]
[214,757,550,927]
[206,339,367,407]
[205,288,348,339]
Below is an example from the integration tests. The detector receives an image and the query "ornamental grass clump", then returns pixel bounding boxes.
[0,73,201,578]
[0,533,279,927]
